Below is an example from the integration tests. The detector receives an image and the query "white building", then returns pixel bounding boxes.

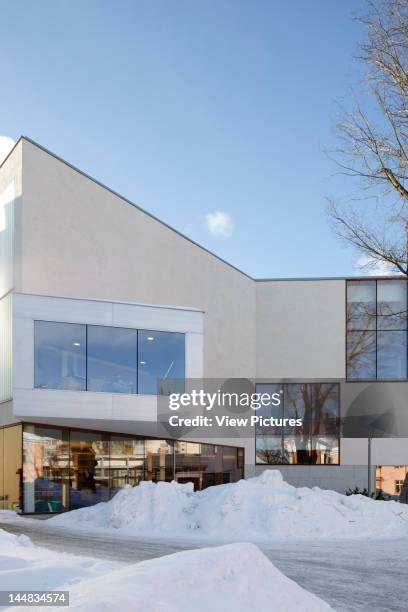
[1,137,407,513]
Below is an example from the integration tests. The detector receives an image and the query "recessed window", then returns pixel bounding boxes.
[87,326,137,393]
[34,321,86,390]
[346,279,408,380]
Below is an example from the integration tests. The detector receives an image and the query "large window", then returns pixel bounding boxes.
[69,431,110,509]
[35,322,86,390]
[87,326,137,393]
[138,330,185,395]
[347,280,408,380]
[23,426,69,513]
[34,322,185,395]
[255,383,340,465]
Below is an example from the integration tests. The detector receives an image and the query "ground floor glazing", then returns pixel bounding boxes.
[0,423,244,513]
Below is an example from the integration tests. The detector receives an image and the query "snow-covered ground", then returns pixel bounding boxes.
[49,470,408,541]
[0,529,334,611]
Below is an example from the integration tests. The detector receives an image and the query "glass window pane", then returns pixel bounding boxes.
[23,425,69,513]
[138,330,185,395]
[347,330,376,379]
[255,436,286,464]
[87,326,137,394]
[284,383,339,435]
[35,322,86,390]
[145,439,174,482]
[284,435,339,465]
[3,425,22,511]
[109,437,145,496]
[377,331,407,379]
[175,441,222,490]
[347,281,376,330]
[377,280,407,330]
[69,431,110,509]
[255,384,283,435]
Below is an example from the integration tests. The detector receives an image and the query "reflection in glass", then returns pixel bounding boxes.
[138,331,185,395]
[34,322,86,390]
[347,330,376,379]
[69,431,110,509]
[175,442,220,489]
[377,280,407,330]
[284,383,339,435]
[377,331,407,379]
[255,436,286,465]
[347,281,376,330]
[23,426,69,512]
[145,439,174,482]
[87,326,137,393]
[109,437,145,495]
[283,435,339,465]
[254,384,283,435]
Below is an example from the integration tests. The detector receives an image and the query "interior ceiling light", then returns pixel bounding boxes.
[73,342,81,347]
[147,336,154,341]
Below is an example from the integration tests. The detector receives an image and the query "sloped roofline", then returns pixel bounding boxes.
[1,136,404,284]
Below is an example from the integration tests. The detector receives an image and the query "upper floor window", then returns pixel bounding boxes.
[346,279,408,380]
[34,321,185,395]
[35,321,86,391]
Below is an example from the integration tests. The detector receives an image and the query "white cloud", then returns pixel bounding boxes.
[355,254,398,276]
[205,211,234,237]
[0,135,15,165]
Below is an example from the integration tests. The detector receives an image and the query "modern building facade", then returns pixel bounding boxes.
[0,137,407,513]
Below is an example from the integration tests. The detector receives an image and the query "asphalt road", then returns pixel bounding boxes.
[0,518,406,612]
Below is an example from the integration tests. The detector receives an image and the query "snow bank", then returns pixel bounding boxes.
[62,542,334,612]
[0,529,118,593]
[0,530,334,611]
[50,470,408,540]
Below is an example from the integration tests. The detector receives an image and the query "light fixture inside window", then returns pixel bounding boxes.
[140,361,146,365]
[147,336,154,341]
[73,342,81,347]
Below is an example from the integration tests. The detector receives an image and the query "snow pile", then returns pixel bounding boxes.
[58,543,335,612]
[0,529,118,593]
[0,530,335,611]
[50,470,408,540]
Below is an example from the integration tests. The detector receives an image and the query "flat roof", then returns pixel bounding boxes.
[2,136,405,284]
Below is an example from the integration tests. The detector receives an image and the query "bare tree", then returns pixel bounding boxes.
[330,0,408,275]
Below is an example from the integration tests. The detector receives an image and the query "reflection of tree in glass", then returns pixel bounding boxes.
[346,301,376,374]
[285,383,338,464]
[256,441,289,465]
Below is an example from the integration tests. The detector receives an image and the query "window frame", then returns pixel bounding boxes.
[33,320,186,396]
[254,382,341,467]
[346,279,408,382]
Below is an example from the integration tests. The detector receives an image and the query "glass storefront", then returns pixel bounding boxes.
[23,425,69,512]
[69,431,110,510]
[1,424,244,513]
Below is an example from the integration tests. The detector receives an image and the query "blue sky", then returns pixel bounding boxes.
[0,0,369,278]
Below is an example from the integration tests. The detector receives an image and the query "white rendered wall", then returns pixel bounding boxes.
[256,279,345,379]
[19,139,256,380]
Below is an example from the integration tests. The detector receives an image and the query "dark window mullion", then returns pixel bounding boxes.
[375,280,378,380]
[85,325,88,391]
